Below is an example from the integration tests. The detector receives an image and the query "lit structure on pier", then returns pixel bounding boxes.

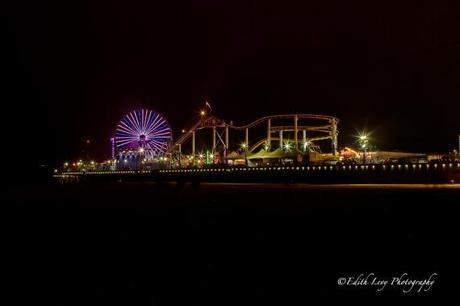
[169,102,339,167]
[113,109,172,167]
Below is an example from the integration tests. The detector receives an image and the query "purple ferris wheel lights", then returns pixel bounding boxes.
[114,109,172,159]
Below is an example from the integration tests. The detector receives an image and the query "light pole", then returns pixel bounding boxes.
[302,140,311,153]
[241,143,248,167]
[282,141,293,165]
[138,147,145,170]
[358,134,369,164]
[283,141,292,152]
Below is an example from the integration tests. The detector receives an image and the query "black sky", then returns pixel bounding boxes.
[5,0,460,168]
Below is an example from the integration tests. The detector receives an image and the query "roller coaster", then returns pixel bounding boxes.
[168,108,339,167]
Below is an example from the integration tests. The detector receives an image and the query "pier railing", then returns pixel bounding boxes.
[55,163,460,184]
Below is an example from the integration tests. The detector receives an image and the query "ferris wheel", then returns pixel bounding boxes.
[114,109,172,159]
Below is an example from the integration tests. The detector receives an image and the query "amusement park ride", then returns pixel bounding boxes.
[110,103,339,169]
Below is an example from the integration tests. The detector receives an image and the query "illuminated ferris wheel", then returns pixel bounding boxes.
[114,109,172,160]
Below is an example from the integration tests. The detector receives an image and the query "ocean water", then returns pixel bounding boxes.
[6,182,459,303]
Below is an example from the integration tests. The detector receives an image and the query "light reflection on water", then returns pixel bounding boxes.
[166,182,460,190]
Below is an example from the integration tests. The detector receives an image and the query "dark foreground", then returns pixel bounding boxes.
[6,182,460,304]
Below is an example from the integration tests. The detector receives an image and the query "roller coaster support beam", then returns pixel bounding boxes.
[212,127,216,154]
[294,115,298,151]
[302,130,307,151]
[279,131,283,149]
[245,128,249,148]
[192,131,196,166]
[178,144,182,168]
[331,118,338,156]
[267,119,271,148]
[225,125,229,155]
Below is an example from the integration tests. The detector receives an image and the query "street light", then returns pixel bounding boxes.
[241,143,248,166]
[357,133,369,164]
[302,141,311,152]
[283,141,292,152]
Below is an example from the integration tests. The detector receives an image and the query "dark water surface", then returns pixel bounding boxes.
[6,182,460,304]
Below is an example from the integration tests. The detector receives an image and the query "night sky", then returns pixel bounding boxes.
[5,0,460,170]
